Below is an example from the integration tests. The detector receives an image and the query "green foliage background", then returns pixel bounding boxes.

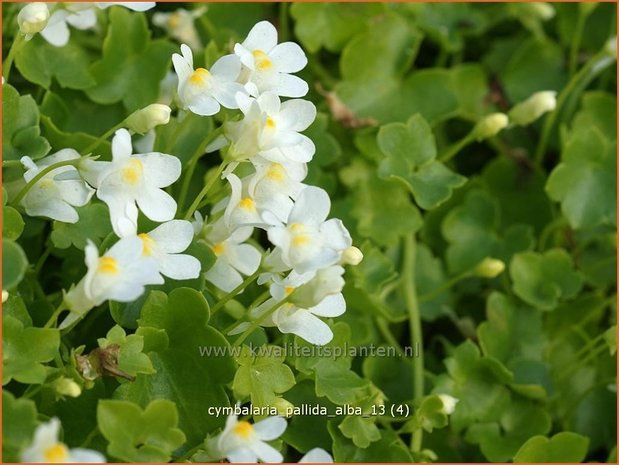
[2,2,617,463]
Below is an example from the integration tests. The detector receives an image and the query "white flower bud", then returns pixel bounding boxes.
[474,257,506,278]
[508,91,557,127]
[17,2,50,36]
[472,113,509,141]
[340,246,363,266]
[438,394,459,415]
[55,377,82,398]
[125,104,171,135]
[2,290,8,303]
[528,2,555,20]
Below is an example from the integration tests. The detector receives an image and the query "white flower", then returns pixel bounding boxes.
[207,412,286,463]
[222,173,265,230]
[340,246,364,266]
[21,418,105,463]
[61,237,162,329]
[80,129,181,237]
[438,394,459,415]
[299,448,334,463]
[40,2,154,47]
[125,104,171,135]
[250,292,346,346]
[222,92,316,164]
[138,220,201,280]
[17,2,50,37]
[203,219,261,292]
[153,7,205,50]
[267,187,352,275]
[267,265,345,309]
[234,20,308,98]
[20,149,94,224]
[172,44,246,116]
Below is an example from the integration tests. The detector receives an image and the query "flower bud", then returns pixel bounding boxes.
[340,246,363,266]
[271,397,295,417]
[472,113,509,141]
[474,258,505,278]
[2,290,8,303]
[528,2,555,20]
[55,377,82,398]
[508,91,557,127]
[17,3,50,36]
[125,104,171,135]
[438,394,459,415]
[604,36,617,58]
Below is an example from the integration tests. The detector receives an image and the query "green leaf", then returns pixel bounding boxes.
[51,203,113,250]
[232,345,295,409]
[350,242,397,295]
[3,314,60,385]
[510,249,583,310]
[329,420,413,461]
[291,3,384,53]
[416,243,452,320]
[604,326,616,356]
[97,399,186,462]
[442,189,534,274]
[546,127,616,229]
[378,114,466,209]
[15,35,96,89]
[571,92,617,140]
[154,112,214,166]
[98,325,155,377]
[3,206,25,240]
[116,288,235,446]
[403,394,449,433]
[2,84,50,161]
[2,391,38,462]
[338,415,381,448]
[513,432,589,463]
[86,8,176,111]
[362,355,413,405]
[3,239,29,291]
[314,359,373,405]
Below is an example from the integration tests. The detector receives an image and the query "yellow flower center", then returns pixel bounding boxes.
[189,68,210,86]
[266,163,285,182]
[212,243,225,256]
[167,12,180,28]
[289,223,304,232]
[98,256,119,274]
[292,235,310,246]
[43,443,69,462]
[265,116,276,129]
[39,179,55,189]
[239,197,255,210]
[138,233,156,256]
[285,286,295,295]
[121,159,144,185]
[252,50,273,71]
[233,420,254,439]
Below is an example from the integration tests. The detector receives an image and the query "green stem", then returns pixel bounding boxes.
[569,11,587,76]
[81,121,126,155]
[232,294,294,347]
[403,235,424,453]
[43,301,66,329]
[34,241,54,276]
[3,33,25,82]
[438,132,475,163]
[278,2,290,42]
[210,269,261,315]
[2,160,23,168]
[183,161,227,220]
[417,270,473,303]
[376,318,404,356]
[177,127,223,211]
[535,46,616,166]
[98,231,117,254]
[79,427,100,448]
[12,158,85,206]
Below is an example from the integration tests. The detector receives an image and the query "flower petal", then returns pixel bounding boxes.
[140,152,181,187]
[205,259,243,292]
[159,254,201,280]
[211,53,241,81]
[275,309,333,345]
[226,243,261,276]
[148,220,194,253]
[253,416,287,440]
[40,11,70,47]
[68,448,106,463]
[300,448,334,463]
[172,52,192,84]
[136,187,177,222]
[288,186,330,225]
[270,42,307,73]
[188,94,220,116]
[276,73,308,98]
[279,99,316,132]
[309,293,346,318]
[249,440,284,464]
[65,8,97,29]
[112,129,133,161]
[242,20,278,52]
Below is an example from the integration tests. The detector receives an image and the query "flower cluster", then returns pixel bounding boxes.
[177,21,362,345]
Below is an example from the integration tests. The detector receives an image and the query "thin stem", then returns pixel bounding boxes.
[2,160,23,168]
[79,427,100,448]
[403,235,424,453]
[278,2,290,42]
[210,269,261,315]
[12,159,84,206]
[569,10,587,76]
[3,33,25,82]
[535,46,616,166]
[34,241,54,276]
[81,121,125,155]
[376,318,404,356]
[438,132,475,163]
[232,294,294,347]
[43,301,66,329]
[177,127,223,211]
[417,270,473,303]
[183,161,227,220]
